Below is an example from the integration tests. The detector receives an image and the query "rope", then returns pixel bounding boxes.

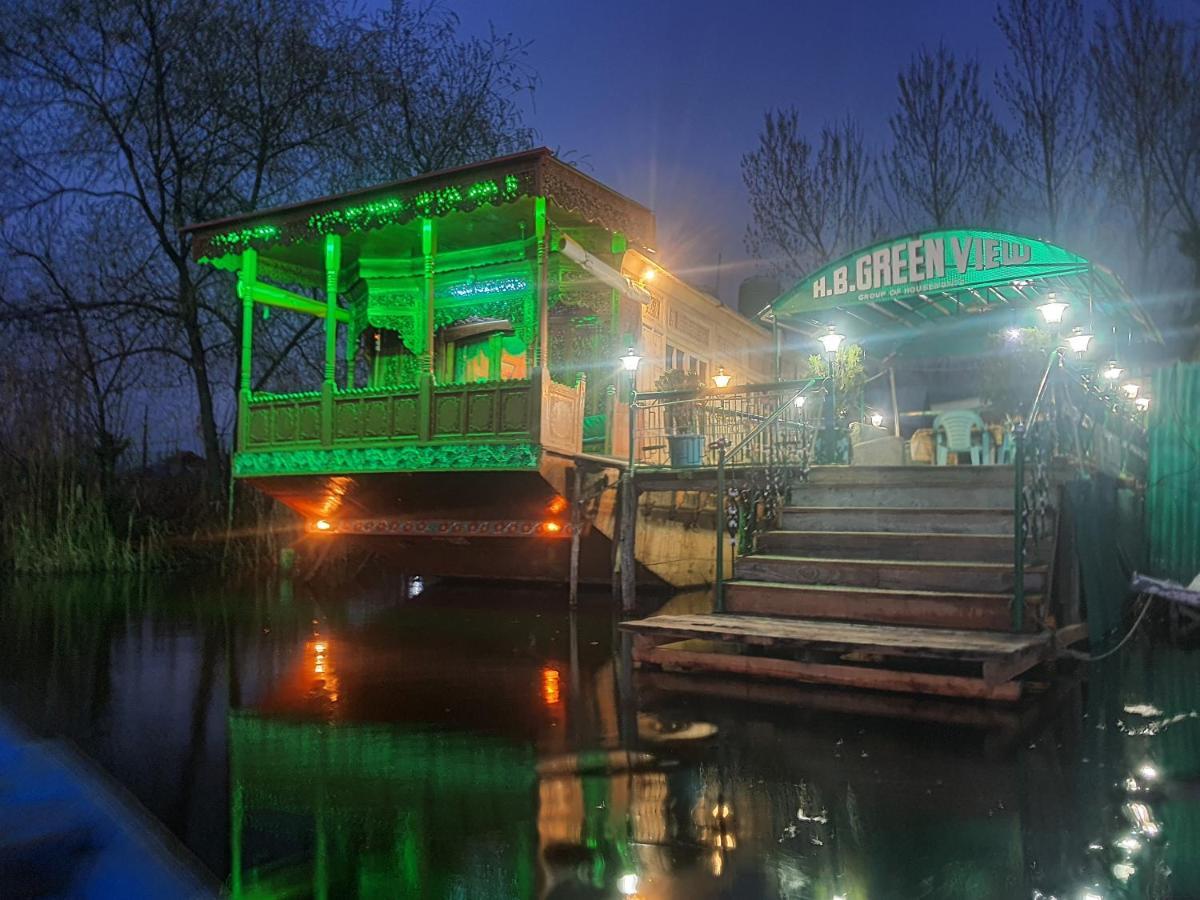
[1060,593,1156,662]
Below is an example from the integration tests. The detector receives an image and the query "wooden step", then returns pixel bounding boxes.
[756,530,1013,563]
[781,506,1014,535]
[621,613,1053,701]
[735,554,1045,593]
[803,465,1015,487]
[790,483,1014,509]
[724,580,1038,631]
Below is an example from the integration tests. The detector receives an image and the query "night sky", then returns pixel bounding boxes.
[450,0,1193,303]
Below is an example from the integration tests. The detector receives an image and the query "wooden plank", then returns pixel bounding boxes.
[1052,622,1089,651]
[638,671,1027,730]
[757,530,1013,563]
[735,554,1047,593]
[724,580,1039,632]
[639,646,1023,701]
[620,613,1052,661]
[982,642,1050,687]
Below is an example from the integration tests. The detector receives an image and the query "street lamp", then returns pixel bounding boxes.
[817,326,845,464]
[1065,327,1094,357]
[818,326,846,356]
[1135,396,1151,412]
[619,347,643,372]
[1121,382,1140,400]
[711,367,732,389]
[1038,292,1069,326]
[1102,361,1124,381]
[870,412,884,429]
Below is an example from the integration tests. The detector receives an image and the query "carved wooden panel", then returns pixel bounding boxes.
[297,404,322,441]
[361,398,391,437]
[248,408,272,445]
[467,393,496,434]
[500,390,530,433]
[392,396,419,437]
[434,396,463,435]
[274,406,298,442]
[334,400,361,439]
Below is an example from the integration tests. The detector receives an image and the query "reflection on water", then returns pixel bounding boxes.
[0,574,1196,898]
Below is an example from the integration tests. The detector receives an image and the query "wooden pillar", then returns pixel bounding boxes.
[237,249,257,453]
[321,235,341,446]
[323,235,340,385]
[422,217,436,377]
[535,196,550,372]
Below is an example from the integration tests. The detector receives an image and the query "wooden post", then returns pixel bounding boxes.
[237,249,258,453]
[569,465,582,607]
[323,235,340,385]
[715,445,726,612]
[422,217,436,377]
[620,472,637,612]
[322,236,341,447]
[535,196,549,370]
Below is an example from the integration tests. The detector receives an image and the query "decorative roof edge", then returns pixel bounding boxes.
[184,149,655,261]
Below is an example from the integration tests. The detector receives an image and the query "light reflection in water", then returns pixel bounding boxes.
[0,575,1196,898]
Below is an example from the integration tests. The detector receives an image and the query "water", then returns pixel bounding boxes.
[0,573,1197,899]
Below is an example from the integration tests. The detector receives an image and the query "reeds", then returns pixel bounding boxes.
[1,464,164,574]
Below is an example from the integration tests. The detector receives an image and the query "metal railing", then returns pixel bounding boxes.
[1012,349,1149,630]
[632,380,816,469]
[712,379,823,611]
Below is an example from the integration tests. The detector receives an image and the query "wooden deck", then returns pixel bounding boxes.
[622,613,1057,702]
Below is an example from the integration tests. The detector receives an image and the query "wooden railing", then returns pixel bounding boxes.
[238,369,586,459]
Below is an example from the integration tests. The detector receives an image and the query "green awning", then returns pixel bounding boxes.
[767,229,1160,351]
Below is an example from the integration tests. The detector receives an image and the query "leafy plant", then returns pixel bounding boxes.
[653,369,705,434]
[979,327,1057,420]
[806,343,866,418]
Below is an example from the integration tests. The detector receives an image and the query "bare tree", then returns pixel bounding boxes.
[742,111,880,278]
[884,44,1002,229]
[0,0,535,499]
[1090,0,1180,293]
[994,0,1088,240]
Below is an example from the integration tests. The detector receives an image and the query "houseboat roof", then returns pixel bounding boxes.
[182,148,656,265]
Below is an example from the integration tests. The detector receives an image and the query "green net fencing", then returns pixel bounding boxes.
[1147,363,1200,583]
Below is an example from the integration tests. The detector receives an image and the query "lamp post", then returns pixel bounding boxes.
[817,326,845,463]
[1037,292,1069,328]
[1065,327,1094,358]
[712,367,732,389]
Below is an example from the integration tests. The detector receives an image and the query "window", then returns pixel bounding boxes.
[698,361,708,382]
[688,355,698,375]
[675,349,686,370]
[665,343,675,370]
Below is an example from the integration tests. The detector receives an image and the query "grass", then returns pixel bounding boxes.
[2,469,164,574]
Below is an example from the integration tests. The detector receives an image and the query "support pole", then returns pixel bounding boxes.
[1012,423,1025,631]
[569,465,582,607]
[715,445,726,612]
[889,366,901,438]
[620,475,636,612]
[773,318,782,381]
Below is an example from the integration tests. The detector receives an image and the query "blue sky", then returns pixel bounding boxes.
[449,0,1194,302]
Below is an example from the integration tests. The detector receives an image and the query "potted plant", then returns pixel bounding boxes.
[654,369,706,468]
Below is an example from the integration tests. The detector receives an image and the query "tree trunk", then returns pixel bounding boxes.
[178,268,225,501]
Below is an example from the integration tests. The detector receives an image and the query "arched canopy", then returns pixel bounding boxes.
[766,228,1160,350]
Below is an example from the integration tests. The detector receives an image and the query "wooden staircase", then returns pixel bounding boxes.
[623,466,1074,702]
